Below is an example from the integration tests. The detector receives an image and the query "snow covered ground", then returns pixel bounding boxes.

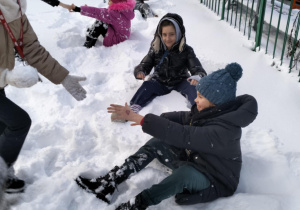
[5,0,300,209]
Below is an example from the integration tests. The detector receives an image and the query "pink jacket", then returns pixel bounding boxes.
[80,0,135,47]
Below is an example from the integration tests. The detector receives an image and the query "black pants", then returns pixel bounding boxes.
[119,138,211,207]
[86,20,108,40]
[0,89,31,166]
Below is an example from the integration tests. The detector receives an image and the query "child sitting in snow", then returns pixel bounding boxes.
[75,62,258,209]
[51,0,135,48]
[123,13,207,116]
[134,0,157,19]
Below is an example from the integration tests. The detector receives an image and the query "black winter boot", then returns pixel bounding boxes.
[83,37,97,48]
[5,166,25,194]
[75,166,128,204]
[115,193,148,210]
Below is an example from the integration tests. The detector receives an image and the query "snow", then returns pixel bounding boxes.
[4,0,300,209]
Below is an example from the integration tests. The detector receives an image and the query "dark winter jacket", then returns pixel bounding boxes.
[134,13,206,86]
[141,94,258,204]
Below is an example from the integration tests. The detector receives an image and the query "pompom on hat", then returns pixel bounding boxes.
[196,62,243,106]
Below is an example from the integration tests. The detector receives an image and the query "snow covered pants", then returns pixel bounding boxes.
[134,3,154,19]
[86,20,108,40]
[120,138,211,207]
[130,79,197,108]
[0,89,31,167]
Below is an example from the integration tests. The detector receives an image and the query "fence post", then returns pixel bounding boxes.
[281,0,294,66]
[221,0,226,20]
[254,0,267,50]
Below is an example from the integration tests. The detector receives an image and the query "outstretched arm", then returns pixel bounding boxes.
[107,103,144,126]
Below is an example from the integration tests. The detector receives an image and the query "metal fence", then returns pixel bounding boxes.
[200,0,300,81]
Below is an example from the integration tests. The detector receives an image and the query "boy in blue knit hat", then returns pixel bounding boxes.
[76,63,258,210]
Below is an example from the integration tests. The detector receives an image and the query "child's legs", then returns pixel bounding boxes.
[174,80,197,106]
[130,80,171,108]
[120,138,185,180]
[86,20,108,39]
[140,165,211,206]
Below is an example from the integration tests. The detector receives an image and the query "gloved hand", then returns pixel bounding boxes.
[62,75,87,101]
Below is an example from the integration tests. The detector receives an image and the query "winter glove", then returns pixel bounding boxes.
[41,0,60,7]
[0,66,40,88]
[61,75,87,101]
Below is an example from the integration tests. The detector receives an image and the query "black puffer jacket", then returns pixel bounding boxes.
[141,94,258,204]
[134,13,206,86]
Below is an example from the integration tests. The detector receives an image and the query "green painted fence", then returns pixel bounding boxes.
[200,0,300,81]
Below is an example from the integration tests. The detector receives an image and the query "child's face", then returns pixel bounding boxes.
[108,0,113,5]
[161,25,176,50]
[194,91,215,111]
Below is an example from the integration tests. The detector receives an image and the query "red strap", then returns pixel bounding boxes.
[140,117,145,126]
[0,0,24,59]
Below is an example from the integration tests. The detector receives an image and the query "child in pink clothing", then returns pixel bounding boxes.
[59,0,135,48]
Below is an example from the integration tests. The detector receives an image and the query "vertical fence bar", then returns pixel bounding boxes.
[218,0,222,16]
[265,0,275,54]
[289,16,300,72]
[235,0,239,28]
[212,0,215,10]
[248,0,255,40]
[280,0,294,66]
[227,0,231,21]
[230,1,234,25]
[273,0,284,58]
[239,0,244,31]
[254,0,267,50]
[244,0,250,36]
[214,0,217,12]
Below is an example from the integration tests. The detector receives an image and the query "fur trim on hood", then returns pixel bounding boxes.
[151,13,187,53]
[108,0,135,11]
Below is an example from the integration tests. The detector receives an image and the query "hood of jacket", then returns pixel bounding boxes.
[190,94,258,128]
[151,13,186,53]
[108,0,135,12]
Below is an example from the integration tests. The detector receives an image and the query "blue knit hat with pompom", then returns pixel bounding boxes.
[196,62,243,106]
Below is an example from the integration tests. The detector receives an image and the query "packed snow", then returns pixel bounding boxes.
[4,0,300,209]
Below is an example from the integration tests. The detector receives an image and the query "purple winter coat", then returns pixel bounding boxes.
[80,0,135,47]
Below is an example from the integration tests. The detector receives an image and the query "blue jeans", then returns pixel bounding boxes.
[0,89,31,166]
[121,138,211,206]
[130,79,197,108]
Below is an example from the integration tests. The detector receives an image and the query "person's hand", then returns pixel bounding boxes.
[188,79,198,86]
[61,75,87,101]
[136,72,145,80]
[107,103,144,126]
[59,2,75,12]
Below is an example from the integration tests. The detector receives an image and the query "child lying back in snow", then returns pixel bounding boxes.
[45,0,135,48]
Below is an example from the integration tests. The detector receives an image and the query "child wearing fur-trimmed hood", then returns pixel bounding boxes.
[50,0,135,48]
[122,13,207,116]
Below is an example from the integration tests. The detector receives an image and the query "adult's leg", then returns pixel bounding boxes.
[84,20,108,48]
[130,80,171,112]
[0,89,31,167]
[174,80,197,106]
